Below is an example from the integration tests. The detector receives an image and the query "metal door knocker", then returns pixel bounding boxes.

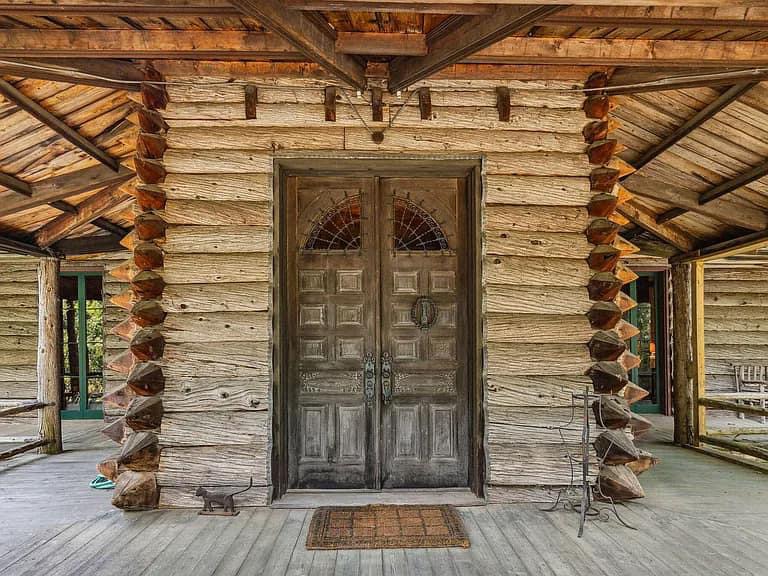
[411,296,438,331]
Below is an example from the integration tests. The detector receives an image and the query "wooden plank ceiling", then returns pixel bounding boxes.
[0,1,768,257]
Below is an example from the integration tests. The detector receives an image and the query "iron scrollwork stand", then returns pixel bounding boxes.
[541,387,636,537]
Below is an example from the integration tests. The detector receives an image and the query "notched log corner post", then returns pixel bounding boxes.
[105,63,168,511]
[582,72,655,502]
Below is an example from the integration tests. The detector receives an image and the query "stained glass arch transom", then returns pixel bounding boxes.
[304,195,362,250]
[393,197,449,251]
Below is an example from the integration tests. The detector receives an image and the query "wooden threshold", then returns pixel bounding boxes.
[272,488,485,508]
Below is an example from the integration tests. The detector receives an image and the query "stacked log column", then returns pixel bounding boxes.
[101,67,169,510]
[582,73,657,501]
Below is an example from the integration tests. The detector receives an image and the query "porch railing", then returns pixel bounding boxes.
[0,400,56,461]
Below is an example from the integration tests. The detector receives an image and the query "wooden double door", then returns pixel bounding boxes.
[286,175,469,489]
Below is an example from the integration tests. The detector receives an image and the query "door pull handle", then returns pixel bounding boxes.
[364,352,375,408]
[381,352,393,405]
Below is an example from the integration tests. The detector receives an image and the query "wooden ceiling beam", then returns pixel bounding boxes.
[1,31,767,71]
[305,0,768,7]
[0,1,237,17]
[470,37,768,68]
[671,229,768,264]
[0,30,300,61]
[336,33,427,56]
[0,172,32,197]
[0,58,143,92]
[0,78,121,172]
[606,68,768,94]
[0,164,134,217]
[228,0,367,89]
[628,82,758,174]
[657,160,768,224]
[388,4,566,92]
[0,234,50,257]
[51,234,127,256]
[618,199,697,253]
[285,1,493,13]
[35,183,131,247]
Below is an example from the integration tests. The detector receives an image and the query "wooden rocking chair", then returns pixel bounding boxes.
[734,365,768,424]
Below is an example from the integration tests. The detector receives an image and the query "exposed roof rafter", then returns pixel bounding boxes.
[228,0,367,88]
[0,163,134,217]
[657,160,768,224]
[0,78,122,172]
[388,5,566,92]
[626,82,758,175]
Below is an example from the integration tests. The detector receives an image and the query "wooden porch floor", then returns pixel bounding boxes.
[1,418,767,575]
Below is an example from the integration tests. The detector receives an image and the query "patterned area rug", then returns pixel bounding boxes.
[306,504,470,549]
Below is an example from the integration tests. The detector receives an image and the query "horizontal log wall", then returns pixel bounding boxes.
[704,266,768,398]
[160,77,593,505]
[0,255,39,420]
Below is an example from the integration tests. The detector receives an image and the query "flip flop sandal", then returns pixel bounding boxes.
[89,474,116,490]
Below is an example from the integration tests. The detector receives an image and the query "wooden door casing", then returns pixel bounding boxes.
[286,175,469,490]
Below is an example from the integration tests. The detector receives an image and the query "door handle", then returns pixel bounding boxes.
[381,352,393,405]
[363,352,375,408]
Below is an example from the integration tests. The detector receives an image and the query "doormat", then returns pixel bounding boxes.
[306,504,470,550]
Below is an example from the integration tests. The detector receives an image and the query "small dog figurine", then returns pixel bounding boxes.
[196,477,253,515]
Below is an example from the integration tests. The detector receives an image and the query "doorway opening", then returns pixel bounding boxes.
[273,158,483,499]
[623,270,671,415]
[60,272,105,420]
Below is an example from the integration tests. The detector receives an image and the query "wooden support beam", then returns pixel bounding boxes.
[0,58,143,91]
[0,30,299,60]
[0,172,33,197]
[388,5,565,92]
[617,199,696,252]
[607,67,768,94]
[51,235,127,256]
[0,1,238,17]
[0,79,121,172]
[289,0,768,7]
[38,257,62,455]
[285,0,494,13]
[0,164,134,217]
[0,234,49,257]
[335,32,427,56]
[629,83,758,174]
[35,183,132,247]
[657,159,768,223]
[0,401,51,418]
[471,37,768,68]
[228,0,366,88]
[671,229,768,264]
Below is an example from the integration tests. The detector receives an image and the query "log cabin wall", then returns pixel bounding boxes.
[0,255,39,420]
[704,265,768,397]
[139,73,620,507]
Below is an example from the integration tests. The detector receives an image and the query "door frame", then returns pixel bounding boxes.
[272,156,484,501]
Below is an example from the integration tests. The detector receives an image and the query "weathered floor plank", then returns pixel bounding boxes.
[2,417,768,576]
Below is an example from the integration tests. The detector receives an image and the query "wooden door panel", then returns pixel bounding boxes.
[288,177,376,489]
[380,178,469,488]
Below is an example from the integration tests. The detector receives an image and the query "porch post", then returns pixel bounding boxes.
[38,256,62,455]
[691,261,706,447]
[671,262,693,446]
